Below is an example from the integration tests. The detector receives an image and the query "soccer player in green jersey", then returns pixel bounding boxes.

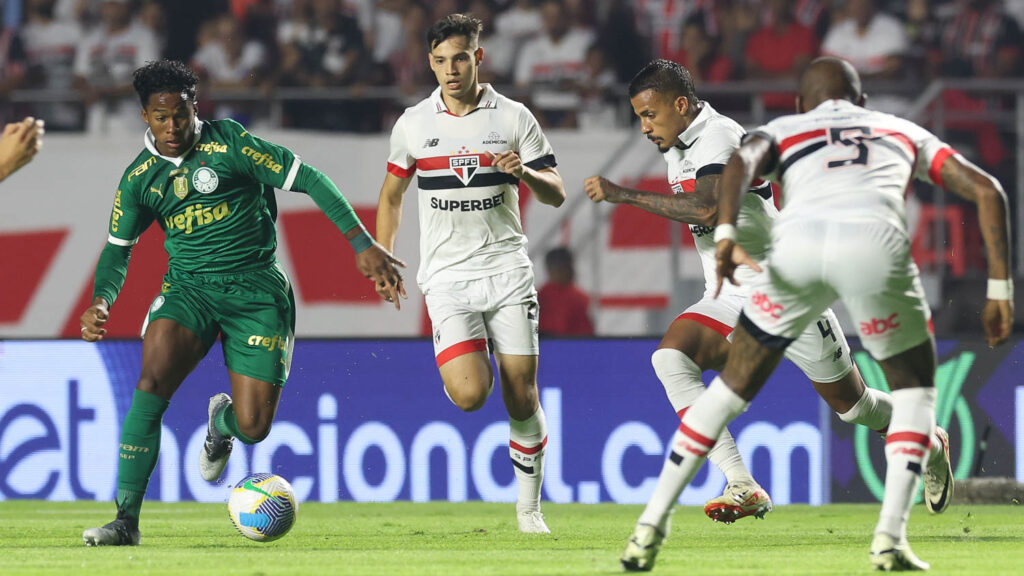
[79,60,405,546]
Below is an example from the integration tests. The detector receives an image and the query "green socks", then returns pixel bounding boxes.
[213,403,259,445]
[116,389,169,520]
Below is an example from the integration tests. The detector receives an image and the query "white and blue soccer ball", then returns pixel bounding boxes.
[228,473,298,542]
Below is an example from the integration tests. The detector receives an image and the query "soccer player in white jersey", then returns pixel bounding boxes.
[624,57,1013,572]
[585,60,951,541]
[375,14,565,533]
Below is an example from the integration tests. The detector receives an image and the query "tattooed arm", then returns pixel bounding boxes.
[583,174,719,227]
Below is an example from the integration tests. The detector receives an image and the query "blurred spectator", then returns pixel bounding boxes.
[718,0,758,77]
[365,0,407,67]
[0,25,26,120]
[278,0,371,129]
[469,0,518,84]
[791,0,832,40]
[157,0,230,62]
[538,247,594,336]
[822,0,911,113]
[744,0,818,109]
[929,0,1021,79]
[635,0,716,60]
[665,14,734,85]
[387,0,433,105]
[575,44,618,130]
[515,0,595,128]
[74,0,159,134]
[593,0,649,83]
[495,0,541,43]
[139,0,167,55]
[192,14,269,122]
[17,0,82,130]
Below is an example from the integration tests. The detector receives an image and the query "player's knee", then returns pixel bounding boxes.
[237,420,272,443]
[445,382,490,412]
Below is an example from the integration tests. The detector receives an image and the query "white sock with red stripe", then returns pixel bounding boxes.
[875,387,936,538]
[510,406,547,513]
[638,377,748,531]
[653,349,754,486]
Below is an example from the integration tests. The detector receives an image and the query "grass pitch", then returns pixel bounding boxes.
[2,501,1021,575]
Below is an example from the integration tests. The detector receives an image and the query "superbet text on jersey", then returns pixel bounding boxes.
[386,84,556,289]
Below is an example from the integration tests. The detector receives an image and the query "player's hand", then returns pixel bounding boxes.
[80,298,110,342]
[583,176,620,203]
[356,244,407,310]
[0,117,44,181]
[485,150,524,179]
[981,298,1013,347]
[714,240,762,298]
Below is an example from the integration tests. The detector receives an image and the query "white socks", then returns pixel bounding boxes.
[638,377,749,531]
[651,349,754,485]
[875,387,936,539]
[841,385,944,462]
[509,406,547,512]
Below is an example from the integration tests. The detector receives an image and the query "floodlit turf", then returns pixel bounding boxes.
[2,501,1021,575]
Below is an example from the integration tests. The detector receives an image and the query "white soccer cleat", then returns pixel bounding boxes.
[517,509,551,534]
[200,393,234,482]
[703,481,773,523]
[621,523,666,572]
[924,427,953,514]
[82,512,140,547]
[870,533,930,571]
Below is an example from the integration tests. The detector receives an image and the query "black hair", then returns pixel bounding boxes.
[545,246,574,269]
[628,58,698,104]
[132,60,199,107]
[427,13,483,50]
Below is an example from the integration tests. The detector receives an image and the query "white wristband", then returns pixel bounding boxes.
[987,279,1013,300]
[713,224,737,243]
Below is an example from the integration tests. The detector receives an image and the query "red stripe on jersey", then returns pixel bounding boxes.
[510,436,548,455]
[676,312,733,338]
[417,154,495,171]
[678,421,715,449]
[670,179,697,193]
[886,431,931,448]
[387,162,416,178]
[599,295,670,308]
[874,129,917,162]
[677,407,689,419]
[436,338,488,367]
[779,129,827,155]
[928,147,956,188]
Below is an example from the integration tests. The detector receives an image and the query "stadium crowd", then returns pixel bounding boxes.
[0,0,1021,133]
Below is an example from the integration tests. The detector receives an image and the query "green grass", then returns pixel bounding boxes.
[1,501,1022,575]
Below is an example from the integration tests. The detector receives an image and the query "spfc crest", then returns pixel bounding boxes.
[449,155,479,186]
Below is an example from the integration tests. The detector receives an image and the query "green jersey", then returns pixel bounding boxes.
[107,118,297,274]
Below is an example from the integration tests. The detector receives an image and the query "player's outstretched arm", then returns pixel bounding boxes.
[374,171,414,308]
[486,150,565,207]
[939,154,1014,346]
[714,135,775,296]
[0,117,44,183]
[583,174,718,226]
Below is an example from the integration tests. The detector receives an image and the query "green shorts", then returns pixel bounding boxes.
[144,262,295,385]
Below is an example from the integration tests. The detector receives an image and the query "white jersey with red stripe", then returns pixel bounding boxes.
[754,99,955,236]
[387,84,557,289]
[662,102,777,295]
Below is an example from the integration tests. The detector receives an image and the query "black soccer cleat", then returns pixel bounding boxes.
[83,510,140,547]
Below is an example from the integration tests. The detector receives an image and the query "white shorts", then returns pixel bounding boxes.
[424,267,539,366]
[742,220,932,361]
[680,289,853,383]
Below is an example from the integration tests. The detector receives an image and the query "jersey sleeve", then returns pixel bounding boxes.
[905,121,957,188]
[223,119,302,191]
[386,114,416,178]
[516,104,556,170]
[745,123,783,181]
[106,173,154,247]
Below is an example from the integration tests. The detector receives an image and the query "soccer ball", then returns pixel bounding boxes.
[227,473,298,542]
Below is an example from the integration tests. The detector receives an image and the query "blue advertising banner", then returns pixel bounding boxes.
[1,339,1019,505]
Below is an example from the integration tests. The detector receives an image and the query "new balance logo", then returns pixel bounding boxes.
[424,138,439,148]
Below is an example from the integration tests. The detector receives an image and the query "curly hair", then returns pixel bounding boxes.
[628,59,698,105]
[132,60,199,107]
[427,13,483,50]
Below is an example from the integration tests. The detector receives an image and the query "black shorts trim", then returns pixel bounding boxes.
[738,312,795,350]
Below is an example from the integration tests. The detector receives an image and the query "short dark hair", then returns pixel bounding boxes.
[628,59,698,104]
[132,60,199,107]
[427,13,483,50]
[545,246,574,269]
